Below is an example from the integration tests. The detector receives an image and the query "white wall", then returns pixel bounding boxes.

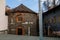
[0,0,8,31]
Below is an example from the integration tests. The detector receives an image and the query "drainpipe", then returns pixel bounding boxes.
[38,0,43,40]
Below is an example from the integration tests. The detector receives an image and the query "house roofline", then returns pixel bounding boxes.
[43,5,60,15]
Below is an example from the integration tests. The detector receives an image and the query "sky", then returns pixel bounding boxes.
[6,0,50,13]
[6,0,59,13]
[6,0,39,13]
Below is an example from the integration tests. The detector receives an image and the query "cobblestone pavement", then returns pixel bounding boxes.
[0,34,60,40]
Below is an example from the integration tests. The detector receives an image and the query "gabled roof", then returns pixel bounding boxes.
[5,4,37,15]
[13,4,36,13]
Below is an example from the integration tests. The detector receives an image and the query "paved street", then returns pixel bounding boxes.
[0,34,60,40]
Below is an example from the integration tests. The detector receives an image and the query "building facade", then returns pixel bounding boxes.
[0,0,8,34]
[43,5,60,36]
[6,4,39,36]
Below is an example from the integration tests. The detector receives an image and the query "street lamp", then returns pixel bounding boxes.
[38,0,43,40]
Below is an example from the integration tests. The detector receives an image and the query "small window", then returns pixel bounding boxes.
[16,16,23,22]
[18,16,22,22]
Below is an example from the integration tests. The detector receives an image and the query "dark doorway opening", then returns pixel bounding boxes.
[18,28,22,35]
[16,27,24,35]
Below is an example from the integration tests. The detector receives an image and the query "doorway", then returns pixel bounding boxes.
[16,27,24,35]
[18,28,22,35]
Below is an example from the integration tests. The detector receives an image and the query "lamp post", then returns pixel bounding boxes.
[38,0,43,40]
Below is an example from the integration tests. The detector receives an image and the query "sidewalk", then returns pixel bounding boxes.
[0,34,60,40]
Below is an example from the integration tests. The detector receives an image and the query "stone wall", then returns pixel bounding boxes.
[8,12,38,36]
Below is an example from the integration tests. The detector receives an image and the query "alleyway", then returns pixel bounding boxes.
[0,34,60,40]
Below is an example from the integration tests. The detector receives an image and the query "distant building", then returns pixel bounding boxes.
[5,4,39,36]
